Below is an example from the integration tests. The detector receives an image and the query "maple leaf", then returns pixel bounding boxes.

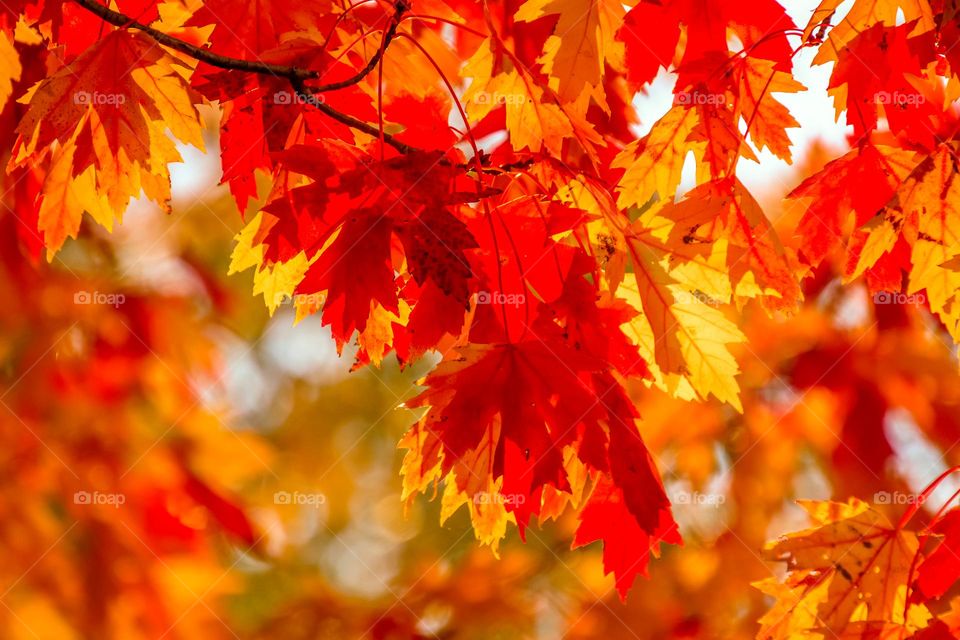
[514,0,625,106]
[383,90,456,150]
[917,510,960,600]
[251,146,485,353]
[403,330,678,596]
[827,21,943,142]
[733,57,804,163]
[461,37,601,159]
[805,0,935,66]
[851,143,960,340]
[573,474,680,600]
[187,0,332,60]
[613,105,702,210]
[34,136,114,253]
[617,0,796,92]
[899,147,960,340]
[14,29,203,254]
[572,176,753,409]
[619,277,746,410]
[617,1,681,87]
[759,498,931,639]
[295,208,397,347]
[403,335,609,517]
[788,143,917,270]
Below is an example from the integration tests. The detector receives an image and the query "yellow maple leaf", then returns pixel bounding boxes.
[759,498,931,640]
[229,212,313,314]
[440,476,514,556]
[35,138,115,255]
[554,173,748,409]
[904,147,960,341]
[515,0,625,107]
[619,276,746,411]
[613,105,702,209]
[735,58,805,163]
[806,0,934,65]
[461,38,601,159]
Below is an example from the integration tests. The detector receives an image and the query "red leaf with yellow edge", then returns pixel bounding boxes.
[295,208,397,350]
[14,29,203,253]
[828,22,943,144]
[788,143,916,268]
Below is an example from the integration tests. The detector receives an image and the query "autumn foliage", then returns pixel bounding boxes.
[3,0,960,637]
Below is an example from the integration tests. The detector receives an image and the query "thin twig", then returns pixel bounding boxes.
[289,79,416,153]
[71,0,533,171]
[72,0,405,89]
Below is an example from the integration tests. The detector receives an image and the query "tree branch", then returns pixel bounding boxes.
[72,0,321,79]
[290,79,415,154]
[72,0,407,89]
[312,0,409,93]
[72,0,411,150]
[71,0,530,168]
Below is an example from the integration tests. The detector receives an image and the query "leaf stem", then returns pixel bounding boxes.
[897,465,960,530]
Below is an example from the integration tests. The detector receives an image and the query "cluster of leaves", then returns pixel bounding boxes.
[3,0,960,620]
